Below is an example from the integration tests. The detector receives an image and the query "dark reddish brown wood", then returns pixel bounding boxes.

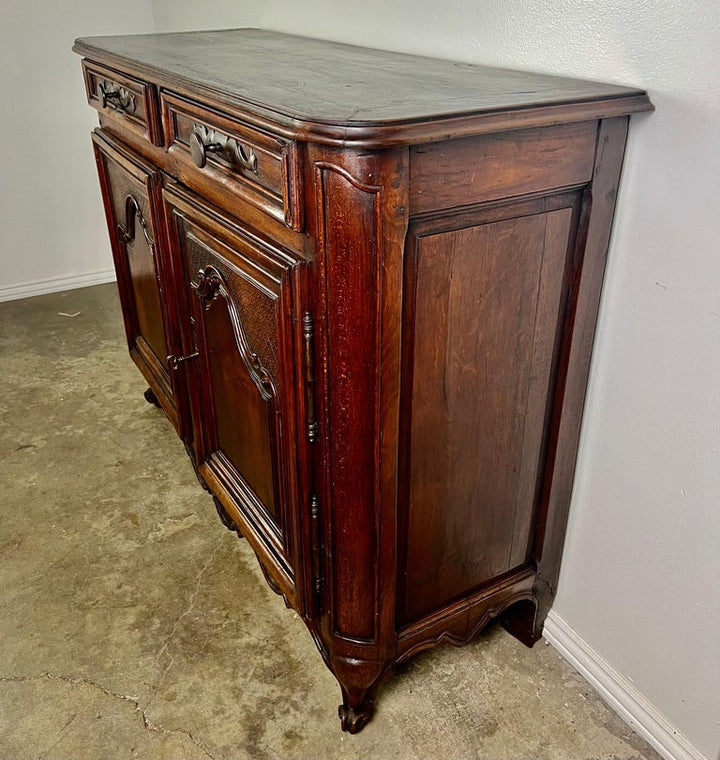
[410,121,596,213]
[83,60,162,146]
[77,30,650,734]
[317,162,380,642]
[162,183,306,604]
[305,144,410,731]
[161,91,303,230]
[399,198,578,625]
[98,111,309,254]
[74,30,651,147]
[92,131,180,432]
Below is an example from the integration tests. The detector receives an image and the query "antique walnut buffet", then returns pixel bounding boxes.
[74,29,652,732]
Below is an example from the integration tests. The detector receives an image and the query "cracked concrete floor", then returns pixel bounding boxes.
[0,284,662,760]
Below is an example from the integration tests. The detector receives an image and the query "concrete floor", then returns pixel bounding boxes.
[0,283,662,760]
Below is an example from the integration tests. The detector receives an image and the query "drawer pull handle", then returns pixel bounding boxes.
[188,131,222,168]
[190,124,258,174]
[97,81,136,114]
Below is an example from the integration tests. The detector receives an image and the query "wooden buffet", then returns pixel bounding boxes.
[74,28,652,732]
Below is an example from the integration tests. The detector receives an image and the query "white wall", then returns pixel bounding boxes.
[150,0,261,32]
[148,2,720,758]
[0,0,155,301]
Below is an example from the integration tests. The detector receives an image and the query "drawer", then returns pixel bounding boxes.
[82,60,162,146]
[161,92,302,230]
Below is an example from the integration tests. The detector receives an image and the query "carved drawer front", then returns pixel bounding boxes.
[83,61,162,146]
[164,184,306,602]
[92,131,179,430]
[161,92,302,230]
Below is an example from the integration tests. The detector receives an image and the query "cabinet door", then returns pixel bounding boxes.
[93,131,180,431]
[164,185,306,602]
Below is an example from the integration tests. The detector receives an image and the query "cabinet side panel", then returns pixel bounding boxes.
[400,207,574,624]
[317,166,381,641]
[508,207,576,568]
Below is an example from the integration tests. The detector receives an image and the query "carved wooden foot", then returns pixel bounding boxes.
[500,597,543,647]
[338,700,375,734]
[143,387,161,408]
[331,659,392,734]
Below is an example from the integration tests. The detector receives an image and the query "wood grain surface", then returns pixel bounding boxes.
[74,29,651,129]
[400,202,575,623]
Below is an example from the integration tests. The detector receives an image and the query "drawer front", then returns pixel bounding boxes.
[162,92,302,230]
[83,60,162,146]
[164,184,306,602]
[92,131,179,430]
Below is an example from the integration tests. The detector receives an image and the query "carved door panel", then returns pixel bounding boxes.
[164,185,306,602]
[92,131,180,431]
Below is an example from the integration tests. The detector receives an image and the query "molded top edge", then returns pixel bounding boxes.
[74,28,652,144]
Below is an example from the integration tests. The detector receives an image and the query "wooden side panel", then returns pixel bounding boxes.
[400,203,574,624]
[317,164,381,641]
[410,122,596,213]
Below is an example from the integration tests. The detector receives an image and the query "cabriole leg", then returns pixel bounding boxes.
[327,655,393,734]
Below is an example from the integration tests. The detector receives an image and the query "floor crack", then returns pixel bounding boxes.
[155,536,225,667]
[143,535,226,717]
[0,672,218,759]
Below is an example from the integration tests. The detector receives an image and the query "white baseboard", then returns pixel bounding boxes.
[0,269,116,303]
[543,611,707,760]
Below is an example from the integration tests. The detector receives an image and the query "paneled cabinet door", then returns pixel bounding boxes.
[93,131,180,432]
[164,185,307,604]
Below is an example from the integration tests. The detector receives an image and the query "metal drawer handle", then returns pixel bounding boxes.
[98,81,136,114]
[189,123,258,174]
